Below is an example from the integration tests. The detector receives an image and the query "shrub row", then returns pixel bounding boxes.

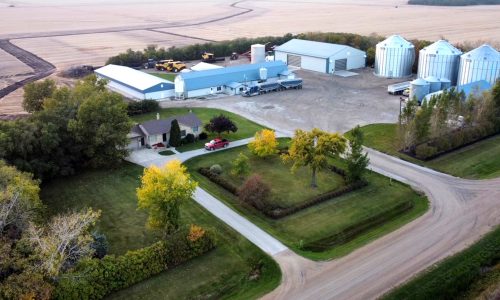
[414,126,497,160]
[265,180,368,219]
[126,100,159,116]
[304,200,414,252]
[199,167,238,195]
[383,226,500,300]
[54,228,214,300]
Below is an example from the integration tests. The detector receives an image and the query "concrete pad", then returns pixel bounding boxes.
[334,70,358,77]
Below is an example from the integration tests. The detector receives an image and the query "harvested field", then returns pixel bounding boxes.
[0,48,33,77]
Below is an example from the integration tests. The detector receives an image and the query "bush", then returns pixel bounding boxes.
[91,232,108,259]
[238,175,271,211]
[185,133,195,144]
[198,132,208,140]
[209,164,223,175]
[198,167,238,194]
[54,227,214,299]
[126,100,159,116]
[415,144,438,160]
[231,152,250,177]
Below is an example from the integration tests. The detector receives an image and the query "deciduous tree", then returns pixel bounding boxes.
[237,174,270,210]
[231,152,250,178]
[22,79,56,113]
[204,114,238,136]
[137,160,197,236]
[248,129,279,158]
[282,128,346,188]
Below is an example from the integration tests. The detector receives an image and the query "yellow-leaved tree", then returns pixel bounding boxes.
[282,128,346,188]
[137,160,197,236]
[248,129,279,158]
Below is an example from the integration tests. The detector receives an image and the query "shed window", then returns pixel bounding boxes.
[192,126,199,133]
[181,130,186,137]
[217,86,222,91]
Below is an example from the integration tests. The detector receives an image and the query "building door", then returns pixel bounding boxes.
[162,133,167,142]
[334,59,347,71]
[287,54,301,67]
[140,137,145,146]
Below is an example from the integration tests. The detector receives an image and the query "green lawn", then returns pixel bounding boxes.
[41,163,280,299]
[131,107,266,152]
[355,123,500,179]
[184,144,428,261]
[150,72,176,82]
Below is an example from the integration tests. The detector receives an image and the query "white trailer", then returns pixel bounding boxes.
[388,81,411,95]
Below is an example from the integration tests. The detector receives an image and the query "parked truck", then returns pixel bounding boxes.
[242,79,303,97]
[387,81,411,95]
[278,78,303,90]
[201,52,225,63]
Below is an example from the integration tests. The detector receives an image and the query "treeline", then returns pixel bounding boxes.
[398,80,500,160]
[106,32,389,67]
[0,76,132,180]
[409,0,500,5]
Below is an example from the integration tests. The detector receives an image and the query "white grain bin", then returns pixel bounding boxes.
[425,76,442,93]
[251,44,266,64]
[457,44,500,87]
[410,78,430,102]
[440,78,451,90]
[259,67,268,80]
[375,35,415,78]
[418,40,462,85]
[174,75,185,98]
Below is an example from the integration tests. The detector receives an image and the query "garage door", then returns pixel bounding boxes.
[287,54,302,67]
[334,59,347,71]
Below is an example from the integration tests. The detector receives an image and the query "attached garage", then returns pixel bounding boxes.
[274,39,366,74]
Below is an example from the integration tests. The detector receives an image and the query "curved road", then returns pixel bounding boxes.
[128,123,500,299]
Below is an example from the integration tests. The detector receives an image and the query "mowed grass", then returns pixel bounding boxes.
[356,123,500,179]
[185,144,428,260]
[41,163,280,299]
[150,72,176,82]
[131,107,266,152]
[209,142,344,208]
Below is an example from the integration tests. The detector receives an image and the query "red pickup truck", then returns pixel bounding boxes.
[204,138,229,151]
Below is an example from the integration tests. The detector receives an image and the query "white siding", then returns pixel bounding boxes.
[105,79,145,100]
[186,87,224,98]
[300,56,327,73]
[145,89,175,100]
[274,51,287,63]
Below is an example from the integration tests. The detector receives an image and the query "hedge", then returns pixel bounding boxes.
[303,200,414,252]
[199,167,238,195]
[54,227,215,299]
[126,100,159,116]
[383,226,500,300]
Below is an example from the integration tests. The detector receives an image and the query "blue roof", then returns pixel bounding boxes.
[458,80,492,97]
[178,61,287,91]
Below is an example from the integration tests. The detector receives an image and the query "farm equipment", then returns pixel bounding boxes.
[230,52,239,60]
[242,79,303,97]
[166,61,186,72]
[201,52,225,63]
[155,59,173,71]
[387,81,411,95]
[143,59,156,69]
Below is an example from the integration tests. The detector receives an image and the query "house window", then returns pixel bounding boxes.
[239,87,244,91]
[192,126,199,133]
[181,130,186,137]
[217,86,222,91]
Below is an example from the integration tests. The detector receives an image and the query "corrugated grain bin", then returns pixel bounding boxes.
[418,40,462,85]
[410,78,430,102]
[251,44,266,64]
[425,76,442,93]
[375,35,415,78]
[457,44,500,87]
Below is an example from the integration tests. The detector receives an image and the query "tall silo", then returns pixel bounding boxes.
[418,40,462,85]
[410,78,430,102]
[251,44,266,64]
[375,35,415,78]
[457,44,500,87]
[425,76,441,93]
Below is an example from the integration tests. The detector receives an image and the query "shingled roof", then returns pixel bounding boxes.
[131,113,202,137]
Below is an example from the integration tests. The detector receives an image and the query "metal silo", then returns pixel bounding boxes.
[251,44,266,64]
[440,78,451,90]
[425,76,441,93]
[375,35,415,78]
[457,44,500,87]
[410,78,430,102]
[418,40,462,85]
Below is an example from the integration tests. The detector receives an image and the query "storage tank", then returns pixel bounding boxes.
[440,78,451,90]
[457,44,500,87]
[418,40,462,85]
[259,67,268,80]
[375,35,415,78]
[410,78,430,102]
[425,76,441,93]
[251,44,266,64]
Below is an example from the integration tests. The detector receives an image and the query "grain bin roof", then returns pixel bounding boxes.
[378,35,414,49]
[421,40,462,56]
[275,39,365,59]
[95,64,174,92]
[462,44,500,61]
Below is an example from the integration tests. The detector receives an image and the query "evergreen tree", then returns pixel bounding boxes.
[169,119,181,147]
